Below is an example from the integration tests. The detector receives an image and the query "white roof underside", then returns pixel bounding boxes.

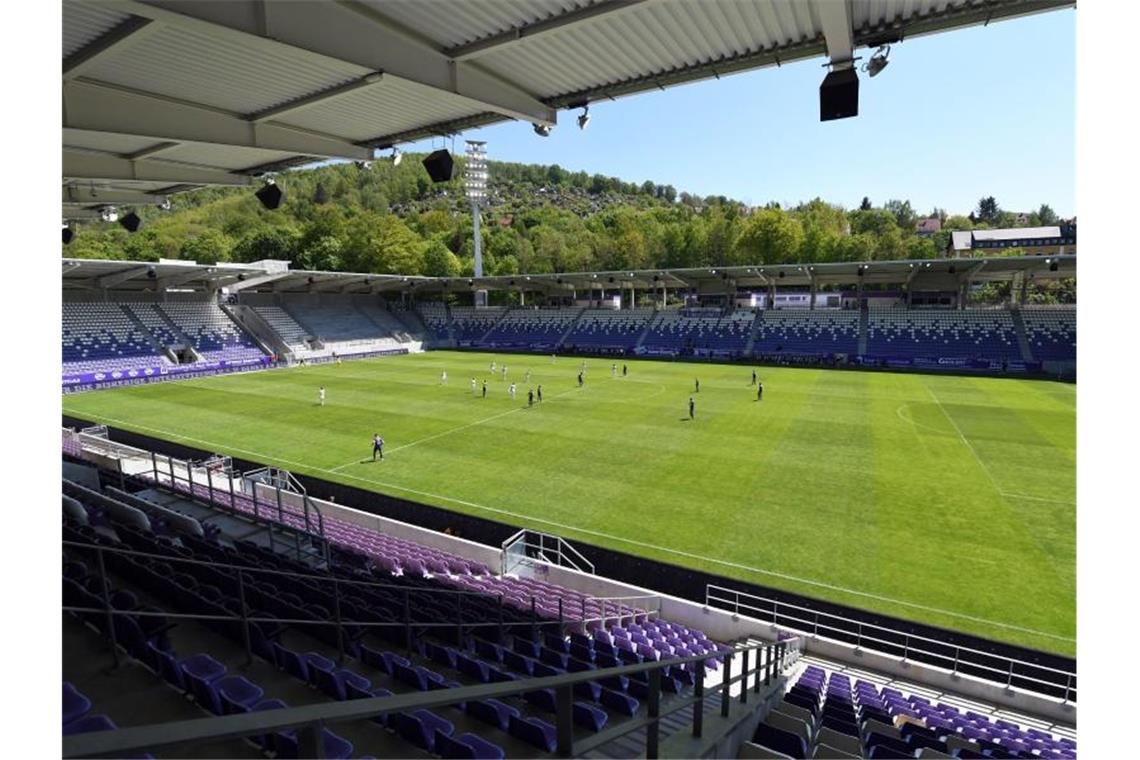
[62,0,1073,220]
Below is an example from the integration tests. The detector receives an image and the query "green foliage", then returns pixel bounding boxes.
[61,154,1062,273]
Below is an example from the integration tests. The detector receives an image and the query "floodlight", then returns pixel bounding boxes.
[157,197,172,211]
[864,45,890,78]
[391,148,403,166]
[100,207,119,223]
[577,106,591,130]
[533,123,552,137]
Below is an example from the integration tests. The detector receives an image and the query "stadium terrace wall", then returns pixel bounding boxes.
[63,415,1076,701]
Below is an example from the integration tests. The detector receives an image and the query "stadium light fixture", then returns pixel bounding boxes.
[533,123,552,137]
[577,106,591,130]
[100,206,119,223]
[355,160,373,171]
[119,210,142,233]
[157,197,172,211]
[863,45,891,78]
[390,148,403,166]
[255,178,285,210]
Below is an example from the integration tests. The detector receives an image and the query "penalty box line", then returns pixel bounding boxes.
[66,410,1071,644]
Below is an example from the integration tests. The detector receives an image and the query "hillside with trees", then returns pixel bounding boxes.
[62,154,1066,283]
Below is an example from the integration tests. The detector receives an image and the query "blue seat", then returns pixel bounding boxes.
[600,688,639,716]
[544,633,570,653]
[425,641,458,669]
[63,714,117,735]
[392,709,454,753]
[465,698,519,731]
[508,714,557,753]
[574,701,609,732]
[532,661,563,678]
[62,682,91,726]
[216,676,265,715]
[435,730,506,759]
[456,653,490,683]
[272,644,309,683]
[502,650,534,675]
[513,636,540,658]
[540,648,569,669]
[303,652,335,685]
[474,639,503,663]
[524,688,557,712]
[273,727,353,759]
[754,722,808,759]
[574,680,602,702]
[599,674,629,693]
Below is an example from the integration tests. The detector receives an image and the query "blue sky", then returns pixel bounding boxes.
[400,9,1074,218]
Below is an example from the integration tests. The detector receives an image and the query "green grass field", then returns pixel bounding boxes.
[62,351,1076,654]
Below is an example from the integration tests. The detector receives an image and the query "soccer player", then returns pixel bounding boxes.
[440,370,448,385]
[689,396,695,420]
[578,371,584,387]
[694,378,700,393]
[470,377,477,394]
[490,360,496,373]
[482,380,487,398]
[751,368,757,386]
[524,369,531,383]
[502,365,508,380]
[318,386,326,406]
[509,382,517,400]
[528,389,534,406]
[537,385,543,402]
[757,382,763,402]
[611,362,617,377]
[372,433,384,461]
[622,364,628,377]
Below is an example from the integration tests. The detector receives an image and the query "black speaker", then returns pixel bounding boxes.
[255,182,285,210]
[948,265,956,274]
[62,227,74,245]
[119,211,142,233]
[820,68,859,121]
[422,150,455,183]
[1049,261,1059,272]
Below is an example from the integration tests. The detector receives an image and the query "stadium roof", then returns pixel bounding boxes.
[63,0,1073,220]
[62,254,1076,294]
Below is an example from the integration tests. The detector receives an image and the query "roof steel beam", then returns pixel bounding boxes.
[63,149,256,186]
[63,15,158,82]
[815,0,855,66]
[445,0,653,62]
[223,272,290,292]
[63,186,168,206]
[64,79,373,161]
[247,72,385,123]
[97,265,152,289]
[119,0,556,126]
[158,268,215,289]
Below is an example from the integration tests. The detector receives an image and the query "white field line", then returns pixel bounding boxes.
[69,410,1073,644]
[330,385,583,470]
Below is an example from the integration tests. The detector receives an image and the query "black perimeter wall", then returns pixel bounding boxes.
[62,414,1076,700]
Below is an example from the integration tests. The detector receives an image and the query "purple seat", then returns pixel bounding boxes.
[508,714,557,753]
[216,676,265,715]
[574,701,609,732]
[393,709,454,753]
[465,698,519,731]
[601,688,639,716]
[179,653,225,683]
[435,731,506,759]
[754,722,807,759]
[63,714,117,735]
[63,682,92,726]
[274,727,353,759]
[524,688,557,712]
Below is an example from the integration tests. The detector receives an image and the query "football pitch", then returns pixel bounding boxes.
[62,351,1076,654]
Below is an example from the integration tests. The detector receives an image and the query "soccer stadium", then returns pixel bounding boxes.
[60,2,1078,759]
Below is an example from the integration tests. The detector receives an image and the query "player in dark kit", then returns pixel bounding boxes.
[694,378,700,393]
[372,433,384,461]
[482,380,487,398]
[537,385,543,402]
[528,389,534,406]
[622,364,628,377]
[757,382,763,401]
[751,368,757,385]
[689,397,695,419]
[578,372,584,387]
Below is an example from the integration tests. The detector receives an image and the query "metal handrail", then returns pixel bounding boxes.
[62,627,798,759]
[502,529,595,575]
[705,584,1076,701]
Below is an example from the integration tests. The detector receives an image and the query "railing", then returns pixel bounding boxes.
[63,552,799,760]
[502,528,595,575]
[705,584,1076,703]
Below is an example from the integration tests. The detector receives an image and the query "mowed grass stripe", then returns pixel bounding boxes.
[63,352,1075,653]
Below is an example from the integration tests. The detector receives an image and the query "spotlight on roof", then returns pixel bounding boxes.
[146,266,156,279]
[119,211,142,233]
[100,206,119,224]
[863,45,891,78]
[391,148,402,166]
[255,178,285,210]
[62,224,74,245]
[355,160,373,171]
[778,271,785,279]
[577,106,591,130]
[533,123,552,137]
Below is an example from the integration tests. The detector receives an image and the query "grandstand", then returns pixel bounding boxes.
[60,0,1078,756]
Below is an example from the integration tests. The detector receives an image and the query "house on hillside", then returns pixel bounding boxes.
[915,217,942,237]
[946,225,1077,258]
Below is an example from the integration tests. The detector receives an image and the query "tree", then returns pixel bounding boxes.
[313,182,329,205]
[733,208,803,264]
[1034,203,1058,226]
[178,229,233,263]
[884,199,917,231]
[860,196,872,211]
[976,196,1001,225]
[421,239,461,277]
[231,228,299,263]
